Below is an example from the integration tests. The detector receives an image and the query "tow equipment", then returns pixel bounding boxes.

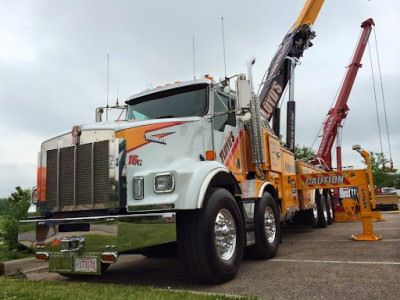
[297,145,382,241]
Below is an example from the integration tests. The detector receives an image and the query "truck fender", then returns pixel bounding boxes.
[258,182,277,199]
[195,168,241,209]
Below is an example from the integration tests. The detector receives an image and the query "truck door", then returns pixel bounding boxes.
[212,91,245,178]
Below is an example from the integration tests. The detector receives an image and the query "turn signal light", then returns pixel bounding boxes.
[101,253,117,264]
[36,252,49,262]
[206,151,216,160]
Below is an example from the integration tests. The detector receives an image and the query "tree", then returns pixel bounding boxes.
[2,187,30,255]
[0,198,10,214]
[294,144,316,160]
[365,152,399,189]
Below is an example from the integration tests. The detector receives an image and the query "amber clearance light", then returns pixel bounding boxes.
[36,252,49,262]
[206,151,216,161]
[101,253,117,264]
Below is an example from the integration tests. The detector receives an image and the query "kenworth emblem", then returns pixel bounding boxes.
[144,132,175,145]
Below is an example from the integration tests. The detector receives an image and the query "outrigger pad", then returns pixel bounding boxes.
[351,234,382,241]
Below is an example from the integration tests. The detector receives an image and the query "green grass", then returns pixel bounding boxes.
[0,278,259,300]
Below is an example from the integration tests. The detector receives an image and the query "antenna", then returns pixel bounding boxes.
[106,54,110,121]
[221,17,227,78]
[192,35,196,80]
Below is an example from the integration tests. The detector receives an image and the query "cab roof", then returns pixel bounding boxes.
[125,78,212,104]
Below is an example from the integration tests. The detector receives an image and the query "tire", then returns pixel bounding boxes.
[247,192,280,259]
[326,191,335,225]
[177,188,244,283]
[316,191,328,228]
[303,193,318,227]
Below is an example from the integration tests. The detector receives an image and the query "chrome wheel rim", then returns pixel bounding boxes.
[322,199,328,221]
[313,204,318,220]
[264,206,276,243]
[214,208,237,261]
[328,200,333,219]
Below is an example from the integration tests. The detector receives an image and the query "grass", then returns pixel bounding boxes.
[0,277,259,300]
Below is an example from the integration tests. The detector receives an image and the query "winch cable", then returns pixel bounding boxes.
[310,70,346,151]
[367,41,384,156]
[310,29,362,151]
[373,27,393,169]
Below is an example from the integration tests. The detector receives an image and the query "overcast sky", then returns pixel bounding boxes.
[1,0,399,197]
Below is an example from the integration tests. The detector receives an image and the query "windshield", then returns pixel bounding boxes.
[126,84,208,120]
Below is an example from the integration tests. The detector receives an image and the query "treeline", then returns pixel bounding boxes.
[0,198,10,214]
[0,187,31,259]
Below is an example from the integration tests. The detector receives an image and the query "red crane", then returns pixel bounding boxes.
[316,18,375,170]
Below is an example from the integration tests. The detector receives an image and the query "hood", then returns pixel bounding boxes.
[41,117,202,151]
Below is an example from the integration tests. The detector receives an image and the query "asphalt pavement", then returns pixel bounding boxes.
[23,211,400,299]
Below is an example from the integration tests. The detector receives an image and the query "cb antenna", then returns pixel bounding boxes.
[106,54,110,121]
[192,35,196,80]
[221,17,227,78]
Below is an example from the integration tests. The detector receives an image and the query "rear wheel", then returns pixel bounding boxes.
[177,188,244,283]
[303,192,318,227]
[308,202,319,228]
[326,192,335,225]
[247,192,280,259]
[316,191,328,228]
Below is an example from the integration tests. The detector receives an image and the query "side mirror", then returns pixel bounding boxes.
[236,76,251,111]
[31,187,38,205]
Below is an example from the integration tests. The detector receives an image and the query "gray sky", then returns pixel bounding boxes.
[1,0,399,197]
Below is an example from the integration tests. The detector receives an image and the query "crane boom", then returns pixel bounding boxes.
[317,18,375,170]
[258,0,325,121]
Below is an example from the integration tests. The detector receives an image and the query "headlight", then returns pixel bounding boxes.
[153,173,175,193]
[133,177,144,200]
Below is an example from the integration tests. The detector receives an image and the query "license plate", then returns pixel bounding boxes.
[74,257,97,273]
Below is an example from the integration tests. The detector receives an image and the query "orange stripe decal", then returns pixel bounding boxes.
[116,121,186,153]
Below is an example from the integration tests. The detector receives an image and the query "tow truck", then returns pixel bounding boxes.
[18,0,380,283]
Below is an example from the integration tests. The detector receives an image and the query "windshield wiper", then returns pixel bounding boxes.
[156,115,174,119]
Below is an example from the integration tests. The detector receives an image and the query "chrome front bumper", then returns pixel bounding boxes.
[18,212,176,274]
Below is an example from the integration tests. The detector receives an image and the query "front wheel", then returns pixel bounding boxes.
[247,192,280,259]
[177,188,244,283]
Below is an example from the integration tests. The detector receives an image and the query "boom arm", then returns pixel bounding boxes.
[317,18,375,170]
[258,0,325,121]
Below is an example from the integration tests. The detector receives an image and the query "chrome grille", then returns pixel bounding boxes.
[45,140,111,212]
[93,141,109,203]
[76,143,92,206]
[46,150,58,208]
[59,147,74,206]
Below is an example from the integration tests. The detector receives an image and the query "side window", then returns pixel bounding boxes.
[213,92,236,131]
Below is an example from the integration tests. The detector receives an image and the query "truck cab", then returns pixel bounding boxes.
[19,76,285,283]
